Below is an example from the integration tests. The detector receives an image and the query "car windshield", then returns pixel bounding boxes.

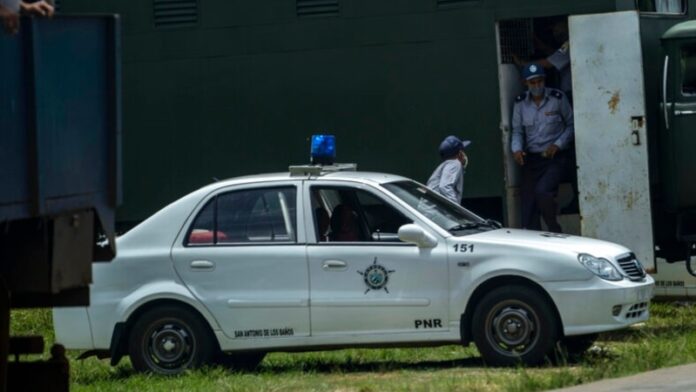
[383,181,497,235]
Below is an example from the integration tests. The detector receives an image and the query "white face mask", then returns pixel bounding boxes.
[529,85,545,97]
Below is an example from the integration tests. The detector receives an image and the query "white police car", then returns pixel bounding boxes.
[53,137,654,374]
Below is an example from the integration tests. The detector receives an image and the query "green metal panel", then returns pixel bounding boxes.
[660,30,696,212]
[62,0,692,224]
[639,14,693,188]
[0,16,121,222]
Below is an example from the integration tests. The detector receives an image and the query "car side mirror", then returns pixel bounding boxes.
[398,224,438,248]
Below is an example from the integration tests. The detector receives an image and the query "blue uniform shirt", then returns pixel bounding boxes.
[547,41,572,96]
[511,88,574,154]
[427,159,464,204]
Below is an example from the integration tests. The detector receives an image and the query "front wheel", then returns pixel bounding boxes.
[128,305,215,375]
[471,285,559,366]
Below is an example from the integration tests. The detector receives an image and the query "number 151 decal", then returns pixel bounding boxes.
[453,244,474,253]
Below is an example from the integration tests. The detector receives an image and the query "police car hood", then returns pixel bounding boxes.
[466,228,631,259]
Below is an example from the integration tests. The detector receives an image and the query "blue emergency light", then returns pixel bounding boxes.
[310,134,336,165]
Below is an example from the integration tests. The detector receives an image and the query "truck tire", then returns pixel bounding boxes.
[128,305,214,375]
[472,285,559,366]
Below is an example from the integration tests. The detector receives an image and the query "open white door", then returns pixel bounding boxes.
[570,11,655,270]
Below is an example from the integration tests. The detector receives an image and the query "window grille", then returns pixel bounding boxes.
[498,19,534,64]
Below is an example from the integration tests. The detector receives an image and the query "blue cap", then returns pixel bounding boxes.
[522,63,545,80]
[439,136,471,159]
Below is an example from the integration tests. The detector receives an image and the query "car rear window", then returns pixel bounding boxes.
[186,186,297,246]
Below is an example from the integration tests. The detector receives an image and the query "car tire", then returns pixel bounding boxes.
[560,333,598,357]
[471,285,559,366]
[128,305,215,375]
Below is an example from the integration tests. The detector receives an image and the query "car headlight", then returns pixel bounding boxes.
[578,253,623,281]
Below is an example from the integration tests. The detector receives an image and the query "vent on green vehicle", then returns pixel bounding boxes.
[154,0,198,29]
[53,0,61,12]
[297,0,339,17]
[437,0,479,8]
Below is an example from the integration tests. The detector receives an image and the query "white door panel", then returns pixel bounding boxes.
[308,245,449,336]
[570,11,655,269]
[172,246,310,340]
[171,183,310,341]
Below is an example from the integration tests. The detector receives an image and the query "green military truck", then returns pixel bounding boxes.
[0,15,120,390]
[58,0,696,295]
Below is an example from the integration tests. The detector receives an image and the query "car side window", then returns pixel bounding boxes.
[186,186,297,246]
[356,190,411,237]
[187,198,218,245]
[311,186,412,243]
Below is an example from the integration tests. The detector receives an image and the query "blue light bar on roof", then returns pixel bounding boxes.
[310,134,336,165]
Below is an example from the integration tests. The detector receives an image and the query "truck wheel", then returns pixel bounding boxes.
[472,285,558,366]
[128,305,214,375]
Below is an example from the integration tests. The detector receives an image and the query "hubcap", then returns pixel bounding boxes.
[145,321,196,372]
[485,300,539,357]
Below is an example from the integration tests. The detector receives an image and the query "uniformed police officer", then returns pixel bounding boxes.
[427,135,471,205]
[542,20,572,101]
[512,63,574,233]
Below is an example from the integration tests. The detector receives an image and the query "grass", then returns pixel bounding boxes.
[9,302,696,391]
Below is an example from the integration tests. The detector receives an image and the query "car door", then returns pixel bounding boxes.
[171,183,310,343]
[305,182,450,338]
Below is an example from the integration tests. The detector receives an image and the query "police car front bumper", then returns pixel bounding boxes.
[545,275,655,336]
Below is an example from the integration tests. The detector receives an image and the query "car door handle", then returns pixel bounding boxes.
[322,260,347,270]
[190,260,215,270]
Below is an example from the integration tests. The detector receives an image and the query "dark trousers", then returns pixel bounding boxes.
[521,151,567,233]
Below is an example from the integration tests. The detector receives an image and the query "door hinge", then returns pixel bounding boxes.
[631,116,644,146]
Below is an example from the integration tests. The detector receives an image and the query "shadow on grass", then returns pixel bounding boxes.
[599,324,696,342]
[72,364,139,384]
[73,355,486,382]
[75,348,613,381]
[248,351,606,374]
[254,356,487,374]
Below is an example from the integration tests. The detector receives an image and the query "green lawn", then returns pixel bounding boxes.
[9,302,696,391]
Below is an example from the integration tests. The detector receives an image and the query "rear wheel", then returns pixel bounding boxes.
[128,305,214,375]
[471,285,559,366]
